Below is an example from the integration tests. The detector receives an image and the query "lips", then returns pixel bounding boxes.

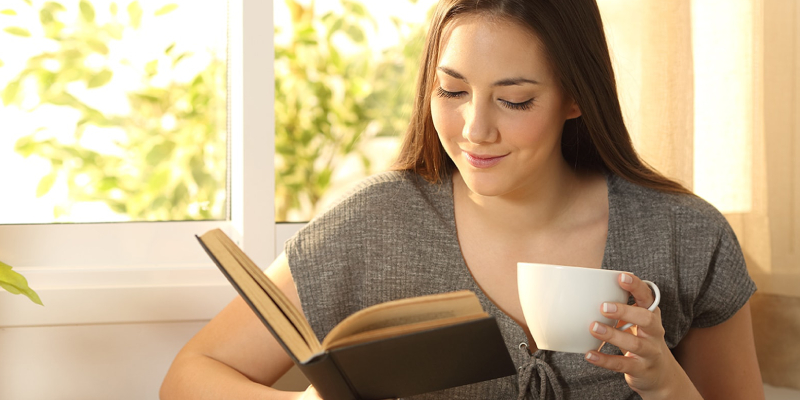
[463,151,508,169]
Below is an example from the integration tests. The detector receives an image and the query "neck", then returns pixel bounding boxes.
[452,162,589,237]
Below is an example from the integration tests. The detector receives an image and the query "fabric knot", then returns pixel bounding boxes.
[516,350,564,400]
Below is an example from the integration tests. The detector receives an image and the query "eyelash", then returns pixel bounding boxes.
[435,87,464,99]
[435,87,534,111]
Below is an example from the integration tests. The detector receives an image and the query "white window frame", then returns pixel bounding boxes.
[0,0,280,328]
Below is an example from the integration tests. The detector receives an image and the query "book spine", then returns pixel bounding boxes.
[299,353,360,400]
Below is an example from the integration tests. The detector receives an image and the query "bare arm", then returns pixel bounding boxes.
[160,252,310,399]
[674,302,764,400]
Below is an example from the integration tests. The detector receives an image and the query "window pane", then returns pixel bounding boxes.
[0,0,227,224]
[274,0,437,222]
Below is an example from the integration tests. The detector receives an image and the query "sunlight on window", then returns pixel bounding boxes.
[0,0,227,224]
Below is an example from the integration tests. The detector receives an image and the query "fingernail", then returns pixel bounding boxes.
[585,352,599,361]
[603,302,617,313]
[592,322,607,334]
[620,273,632,284]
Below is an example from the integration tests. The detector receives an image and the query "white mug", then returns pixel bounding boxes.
[517,262,661,354]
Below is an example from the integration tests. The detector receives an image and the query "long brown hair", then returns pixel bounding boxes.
[392,0,691,195]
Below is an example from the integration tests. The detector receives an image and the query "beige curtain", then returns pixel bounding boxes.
[598,0,799,389]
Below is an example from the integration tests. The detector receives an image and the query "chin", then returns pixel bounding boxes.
[458,170,515,197]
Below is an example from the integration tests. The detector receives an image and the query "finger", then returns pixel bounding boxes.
[619,273,656,309]
[589,321,655,357]
[601,302,665,337]
[584,350,642,374]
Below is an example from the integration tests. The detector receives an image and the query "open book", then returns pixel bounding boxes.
[197,228,516,400]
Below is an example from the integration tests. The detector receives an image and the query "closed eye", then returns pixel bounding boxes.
[435,87,465,99]
[499,98,534,111]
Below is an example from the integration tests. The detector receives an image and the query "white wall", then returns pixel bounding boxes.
[0,321,211,400]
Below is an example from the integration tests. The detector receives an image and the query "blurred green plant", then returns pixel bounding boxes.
[275,0,429,221]
[1,0,226,221]
[0,260,42,305]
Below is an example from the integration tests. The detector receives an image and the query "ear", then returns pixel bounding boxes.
[565,99,582,119]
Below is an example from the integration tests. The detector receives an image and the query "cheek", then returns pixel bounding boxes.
[503,112,560,145]
[430,98,462,141]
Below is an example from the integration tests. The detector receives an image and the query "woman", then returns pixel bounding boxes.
[161,0,764,398]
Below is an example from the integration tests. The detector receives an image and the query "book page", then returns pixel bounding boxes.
[324,313,489,350]
[321,290,484,349]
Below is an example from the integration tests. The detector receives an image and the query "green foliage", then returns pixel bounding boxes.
[275,0,429,221]
[0,260,43,305]
[4,26,31,36]
[127,1,141,29]
[154,4,178,16]
[2,0,226,221]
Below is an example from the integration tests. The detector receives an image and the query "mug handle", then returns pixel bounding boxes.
[617,280,661,332]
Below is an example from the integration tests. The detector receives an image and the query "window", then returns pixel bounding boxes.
[0,0,274,327]
[1,0,227,224]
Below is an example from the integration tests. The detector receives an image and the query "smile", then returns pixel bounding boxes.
[463,151,509,169]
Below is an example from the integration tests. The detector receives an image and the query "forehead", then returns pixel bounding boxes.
[437,14,552,80]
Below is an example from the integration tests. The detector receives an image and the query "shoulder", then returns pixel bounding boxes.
[607,173,730,238]
[317,170,453,222]
[287,170,453,252]
[606,174,756,333]
[327,170,429,207]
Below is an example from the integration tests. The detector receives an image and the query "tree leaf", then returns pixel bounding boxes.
[97,176,119,191]
[0,261,43,305]
[146,141,176,164]
[4,27,31,37]
[1,9,17,16]
[2,80,20,105]
[147,169,170,192]
[44,20,65,38]
[344,23,365,44]
[79,0,95,23]
[171,52,190,67]
[48,92,81,107]
[86,38,109,55]
[154,4,178,16]
[40,8,54,25]
[342,0,367,18]
[44,2,67,12]
[110,2,118,16]
[128,1,142,29]
[145,59,158,76]
[87,69,113,88]
[14,135,39,157]
[36,171,57,197]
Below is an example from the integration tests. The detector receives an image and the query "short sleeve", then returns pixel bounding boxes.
[690,223,757,328]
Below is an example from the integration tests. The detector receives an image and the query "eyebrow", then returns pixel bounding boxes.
[437,66,540,86]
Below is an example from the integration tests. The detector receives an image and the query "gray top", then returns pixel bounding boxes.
[285,171,756,399]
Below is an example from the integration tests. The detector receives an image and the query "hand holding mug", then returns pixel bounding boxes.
[584,273,686,396]
[517,263,660,354]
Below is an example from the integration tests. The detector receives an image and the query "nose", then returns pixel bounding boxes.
[462,98,497,144]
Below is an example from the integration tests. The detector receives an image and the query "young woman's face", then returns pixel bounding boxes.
[431,15,581,197]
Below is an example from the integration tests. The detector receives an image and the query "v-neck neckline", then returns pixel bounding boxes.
[441,171,617,353]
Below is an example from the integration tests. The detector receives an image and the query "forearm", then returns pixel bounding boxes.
[160,353,301,400]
